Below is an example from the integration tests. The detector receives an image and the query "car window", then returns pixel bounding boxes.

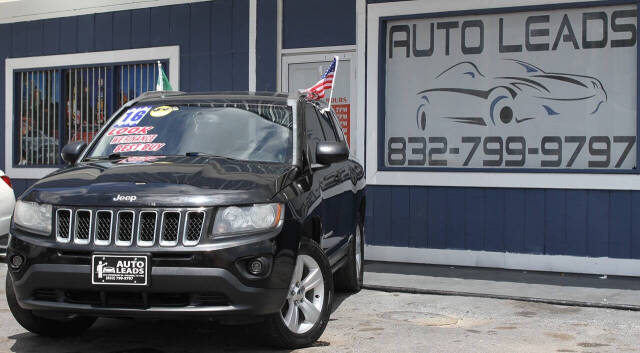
[325,110,345,142]
[87,103,293,164]
[316,108,338,142]
[304,104,326,163]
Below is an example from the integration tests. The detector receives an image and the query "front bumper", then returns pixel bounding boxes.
[13,263,287,318]
[7,225,299,319]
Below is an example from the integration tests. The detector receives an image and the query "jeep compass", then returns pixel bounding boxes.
[6,91,365,348]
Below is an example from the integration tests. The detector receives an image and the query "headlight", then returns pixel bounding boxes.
[213,203,283,236]
[13,201,52,235]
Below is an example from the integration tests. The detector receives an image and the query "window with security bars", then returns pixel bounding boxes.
[15,61,168,167]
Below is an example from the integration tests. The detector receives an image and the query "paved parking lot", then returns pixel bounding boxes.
[1,265,639,353]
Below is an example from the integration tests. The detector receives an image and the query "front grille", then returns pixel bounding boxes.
[194,293,229,306]
[33,289,59,302]
[116,211,135,245]
[74,210,92,244]
[138,212,157,246]
[50,290,226,308]
[55,208,207,247]
[161,212,180,246]
[95,211,112,245]
[184,212,205,245]
[56,209,72,242]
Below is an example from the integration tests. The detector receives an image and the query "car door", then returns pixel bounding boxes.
[317,109,354,251]
[302,103,340,253]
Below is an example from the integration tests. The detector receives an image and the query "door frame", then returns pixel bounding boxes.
[280,46,360,159]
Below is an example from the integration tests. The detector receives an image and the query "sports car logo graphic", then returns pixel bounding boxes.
[415,59,607,131]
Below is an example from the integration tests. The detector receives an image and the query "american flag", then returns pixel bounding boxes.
[306,58,337,100]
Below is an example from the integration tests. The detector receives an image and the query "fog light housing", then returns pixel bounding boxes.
[247,258,265,276]
[9,255,24,270]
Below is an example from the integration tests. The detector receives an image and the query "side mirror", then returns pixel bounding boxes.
[61,141,88,164]
[316,141,349,165]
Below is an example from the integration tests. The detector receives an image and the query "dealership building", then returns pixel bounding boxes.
[1,0,639,276]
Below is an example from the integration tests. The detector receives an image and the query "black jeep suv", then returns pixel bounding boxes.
[6,91,365,348]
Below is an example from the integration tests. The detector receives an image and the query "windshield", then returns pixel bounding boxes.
[86,103,293,164]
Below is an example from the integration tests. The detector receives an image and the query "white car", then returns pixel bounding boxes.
[0,170,15,257]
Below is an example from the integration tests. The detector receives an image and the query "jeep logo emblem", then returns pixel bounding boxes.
[113,194,137,202]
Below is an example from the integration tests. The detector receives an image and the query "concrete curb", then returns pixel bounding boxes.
[363,284,640,312]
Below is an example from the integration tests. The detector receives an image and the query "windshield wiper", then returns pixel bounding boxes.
[83,153,125,161]
[184,152,241,161]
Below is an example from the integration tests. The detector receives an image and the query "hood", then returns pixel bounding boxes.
[22,156,297,207]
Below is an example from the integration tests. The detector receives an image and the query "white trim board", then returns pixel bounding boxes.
[0,0,210,24]
[281,45,356,55]
[248,0,257,92]
[365,245,640,277]
[4,45,180,179]
[276,0,283,90]
[356,0,366,167]
[363,0,640,190]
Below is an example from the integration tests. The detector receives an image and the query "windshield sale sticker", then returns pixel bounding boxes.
[113,106,152,127]
[107,126,154,136]
[149,105,178,118]
[384,4,637,170]
[110,135,158,144]
[113,143,166,153]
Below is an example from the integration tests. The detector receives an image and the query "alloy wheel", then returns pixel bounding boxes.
[280,254,325,334]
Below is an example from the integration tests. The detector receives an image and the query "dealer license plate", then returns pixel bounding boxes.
[91,254,149,286]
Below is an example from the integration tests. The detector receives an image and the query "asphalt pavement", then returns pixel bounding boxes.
[1,264,640,352]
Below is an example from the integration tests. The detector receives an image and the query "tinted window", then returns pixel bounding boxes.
[324,110,345,142]
[87,103,293,164]
[317,110,338,142]
[304,104,326,163]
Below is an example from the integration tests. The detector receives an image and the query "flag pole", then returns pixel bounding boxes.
[156,60,162,91]
[324,56,339,113]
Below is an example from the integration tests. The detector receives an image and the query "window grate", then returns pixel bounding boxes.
[14,62,167,168]
[17,70,61,166]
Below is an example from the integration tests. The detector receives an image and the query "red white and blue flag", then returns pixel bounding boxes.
[306,57,338,100]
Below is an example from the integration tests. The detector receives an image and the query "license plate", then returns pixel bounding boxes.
[91,254,149,286]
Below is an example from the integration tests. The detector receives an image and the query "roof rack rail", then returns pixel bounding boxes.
[138,90,186,99]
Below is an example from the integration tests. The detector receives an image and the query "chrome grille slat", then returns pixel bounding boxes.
[116,211,135,246]
[74,210,92,244]
[94,211,113,245]
[160,212,180,246]
[184,211,205,246]
[56,209,72,243]
[55,208,206,247]
[137,211,157,247]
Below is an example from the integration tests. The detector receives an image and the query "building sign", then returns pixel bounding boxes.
[384,4,637,170]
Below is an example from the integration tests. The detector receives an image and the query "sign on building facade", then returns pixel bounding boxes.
[384,4,637,170]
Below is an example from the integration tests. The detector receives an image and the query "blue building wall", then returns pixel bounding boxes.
[365,185,640,259]
[282,0,356,48]
[2,0,637,267]
[0,0,250,197]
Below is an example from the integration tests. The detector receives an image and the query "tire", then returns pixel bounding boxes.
[6,274,97,337]
[264,238,333,349]
[335,220,364,293]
